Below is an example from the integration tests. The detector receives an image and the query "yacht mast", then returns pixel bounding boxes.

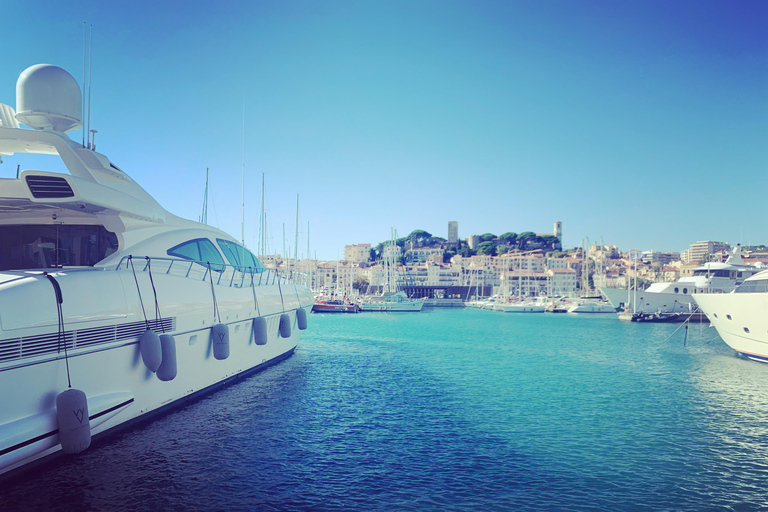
[294,194,299,270]
[200,167,209,224]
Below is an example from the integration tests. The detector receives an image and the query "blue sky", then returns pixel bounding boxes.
[2,1,766,259]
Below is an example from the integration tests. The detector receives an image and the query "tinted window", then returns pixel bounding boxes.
[167,240,200,260]
[168,238,225,271]
[217,239,265,272]
[0,224,117,270]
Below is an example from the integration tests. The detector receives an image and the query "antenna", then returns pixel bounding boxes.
[87,25,93,149]
[82,22,86,148]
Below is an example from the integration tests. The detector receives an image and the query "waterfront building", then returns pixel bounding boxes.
[467,234,480,250]
[258,254,283,268]
[682,241,730,264]
[405,247,445,264]
[344,243,371,263]
[641,250,680,265]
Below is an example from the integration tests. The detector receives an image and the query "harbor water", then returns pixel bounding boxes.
[3,309,768,511]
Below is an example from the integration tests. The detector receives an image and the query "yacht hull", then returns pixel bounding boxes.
[358,301,424,312]
[0,268,312,477]
[600,287,695,314]
[693,293,768,362]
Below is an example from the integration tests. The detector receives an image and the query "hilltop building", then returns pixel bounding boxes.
[448,221,458,245]
[344,243,371,263]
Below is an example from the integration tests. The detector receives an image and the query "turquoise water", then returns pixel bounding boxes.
[4,309,768,511]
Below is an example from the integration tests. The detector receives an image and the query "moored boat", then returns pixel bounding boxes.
[0,64,311,477]
[694,270,768,362]
[567,299,616,314]
[313,298,359,313]
[600,245,762,315]
[357,291,425,312]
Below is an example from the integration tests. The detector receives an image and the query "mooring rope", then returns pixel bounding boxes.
[129,256,150,330]
[45,272,71,388]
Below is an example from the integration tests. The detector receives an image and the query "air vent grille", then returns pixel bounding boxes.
[25,175,75,198]
[0,317,175,364]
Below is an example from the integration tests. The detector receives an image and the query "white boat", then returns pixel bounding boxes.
[358,230,424,312]
[358,290,425,312]
[0,64,311,477]
[567,299,616,313]
[694,270,768,363]
[493,300,546,313]
[600,245,762,315]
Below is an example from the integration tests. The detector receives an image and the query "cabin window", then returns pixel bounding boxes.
[217,239,266,272]
[0,224,118,270]
[683,288,688,294]
[726,314,732,320]
[674,287,679,293]
[167,238,225,271]
[744,327,750,333]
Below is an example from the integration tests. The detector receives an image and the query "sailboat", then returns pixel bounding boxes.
[358,231,424,312]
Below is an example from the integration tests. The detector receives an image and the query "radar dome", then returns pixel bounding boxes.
[15,64,83,133]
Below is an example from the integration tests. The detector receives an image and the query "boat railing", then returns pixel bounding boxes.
[115,256,309,289]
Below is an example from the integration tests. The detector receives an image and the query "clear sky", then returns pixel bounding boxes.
[2,1,766,259]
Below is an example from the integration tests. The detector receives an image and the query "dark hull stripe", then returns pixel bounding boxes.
[0,398,134,458]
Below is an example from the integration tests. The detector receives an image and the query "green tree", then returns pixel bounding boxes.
[517,231,537,249]
[477,241,496,255]
[499,232,518,246]
[540,235,561,250]
[353,274,369,290]
[479,233,496,243]
[406,229,432,245]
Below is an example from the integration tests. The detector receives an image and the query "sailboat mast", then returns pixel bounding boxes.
[201,167,209,224]
[258,173,265,255]
[241,98,245,264]
[294,194,299,269]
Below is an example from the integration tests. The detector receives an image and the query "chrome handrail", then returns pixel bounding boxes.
[115,255,308,288]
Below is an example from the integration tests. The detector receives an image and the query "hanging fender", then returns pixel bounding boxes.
[139,329,163,372]
[56,388,91,454]
[296,308,308,330]
[211,323,230,360]
[279,313,291,338]
[253,317,268,346]
[156,334,177,381]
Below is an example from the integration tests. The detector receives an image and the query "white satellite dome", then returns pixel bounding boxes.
[15,64,83,133]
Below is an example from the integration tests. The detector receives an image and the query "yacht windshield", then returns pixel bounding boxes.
[692,269,731,278]
[216,239,266,272]
[735,280,768,294]
[0,224,118,270]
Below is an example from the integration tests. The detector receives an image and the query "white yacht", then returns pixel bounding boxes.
[0,65,311,477]
[567,299,615,314]
[694,270,768,363]
[493,300,546,313]
[357,290,425,312]
[600,246,762,315]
